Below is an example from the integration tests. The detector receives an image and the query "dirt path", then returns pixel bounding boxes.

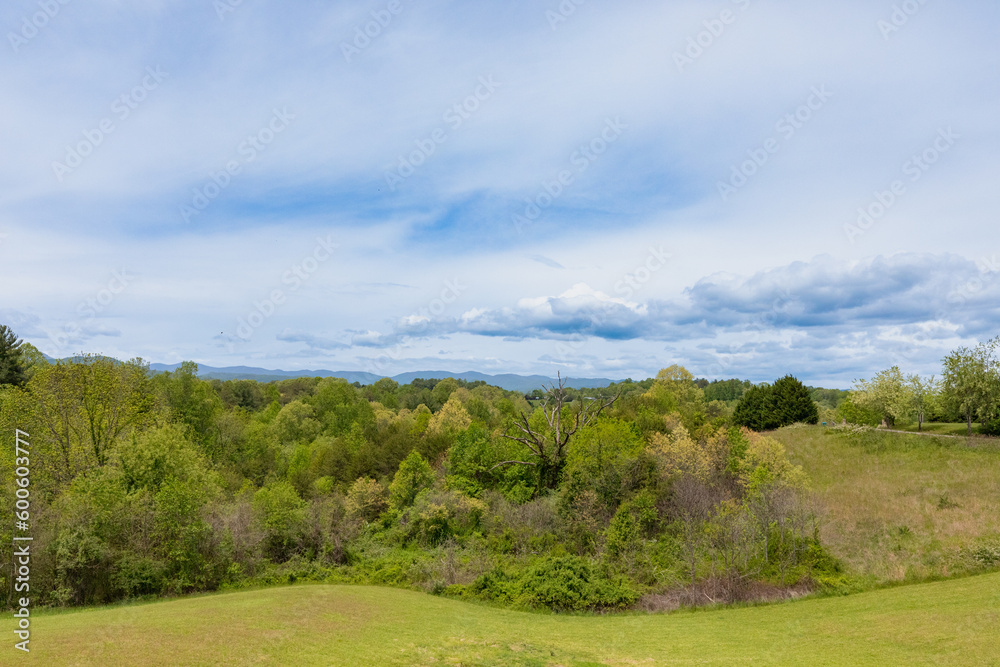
[875,427,1000,443]
[877,428,962,438]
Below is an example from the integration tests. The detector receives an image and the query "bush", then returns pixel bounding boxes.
[470,556,639,611]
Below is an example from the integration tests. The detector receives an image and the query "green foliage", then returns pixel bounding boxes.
[153,362,223,455]
[941,338,1000,434]
[118,423,217,493]
[400,489,487,546]
[605,491,657,559]
[808,386,849,410]
[837,396,881,426]
[702,378,753,403]
[469,556,639,611]
[733,376,818,430]
[771,375,819,425]
[732,384,781,430]
[850,366,913,428]
[389,449,434,510]
[562,418,647,513]
[29,355,155,485]
[445,423,534,500]
[253,481,307,561]
[0,324,27,387]
[345,478,388,523]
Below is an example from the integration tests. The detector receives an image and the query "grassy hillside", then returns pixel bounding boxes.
[24,574,1000,665]
[771,425,1000,583]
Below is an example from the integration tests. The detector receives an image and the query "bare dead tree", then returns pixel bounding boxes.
[491,373,620,495]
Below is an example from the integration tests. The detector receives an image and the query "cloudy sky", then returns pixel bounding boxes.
[2,0,998,387]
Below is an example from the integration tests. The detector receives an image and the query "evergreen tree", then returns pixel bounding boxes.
[772,375,819,425]
[0,324,27,387]
[732,384,781,431]
[732,376,819,430]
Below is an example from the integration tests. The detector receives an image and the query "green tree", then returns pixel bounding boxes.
[0,324,27,387]
[389,449,434,510]
[732,384,781,431]
[366,377,399,409]
[153,362,223,455]
[907,374,938,432]
[850,366,912,428]
[942,340,999,435]
[30,356,154,483]
[771,375,819,425]
[563,418,646,512]
[253,480,307,561]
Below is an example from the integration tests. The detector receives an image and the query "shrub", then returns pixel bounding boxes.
[470,556,638,611]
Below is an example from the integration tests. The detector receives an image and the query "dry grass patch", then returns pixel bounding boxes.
[771,425,1000,582]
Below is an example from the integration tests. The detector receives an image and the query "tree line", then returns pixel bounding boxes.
[844,337,1000,435]
[0,326,837,611]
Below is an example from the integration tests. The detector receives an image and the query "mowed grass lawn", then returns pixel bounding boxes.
[21,574,1000,666]
[772,425,1000,582]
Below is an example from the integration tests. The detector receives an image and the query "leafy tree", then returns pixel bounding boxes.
[446,423,534,500]
[808,386,848,411]
[345,478,388,523]
[907,374,938,432]
[30,355,154,483]
[253,480,307,561]
[218,379,268,411]
[0,324,27,387]
[563,418,646,512]
[365,377,399,409]
[941,340,998,435]
[643,365,706,430]
[389,449,434,510]
[425,395,472,437]
[431,377,459,407]
[702,378,752,403]
[850,366,912,428]
[153,362,223,454]
[837,395,881,426]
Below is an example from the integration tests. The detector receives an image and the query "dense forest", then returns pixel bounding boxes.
[0,325,997,612]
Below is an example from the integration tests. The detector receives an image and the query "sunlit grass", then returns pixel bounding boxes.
[21,573,1000,666]
[772,424,1000,583]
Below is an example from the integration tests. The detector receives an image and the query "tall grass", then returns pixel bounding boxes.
[771,424,1000,583]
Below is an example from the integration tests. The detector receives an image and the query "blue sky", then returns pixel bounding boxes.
[2,0,998,388]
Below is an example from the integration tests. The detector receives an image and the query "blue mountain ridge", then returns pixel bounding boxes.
[146,363,619,393]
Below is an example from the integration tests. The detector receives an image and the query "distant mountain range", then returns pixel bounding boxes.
[146,363,619,393]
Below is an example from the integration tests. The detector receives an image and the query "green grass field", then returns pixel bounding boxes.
[19,573,1000,666]
[771,425,1000,583]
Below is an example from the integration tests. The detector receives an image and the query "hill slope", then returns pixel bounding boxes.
[771,425,1000,583]
[28,573,1000,665]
